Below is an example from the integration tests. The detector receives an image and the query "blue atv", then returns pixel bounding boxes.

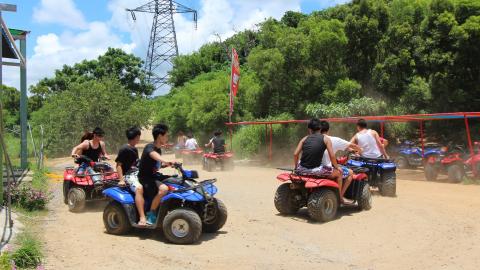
[394,141,442,169]
[102,163,227,245]
[346,156,397,197]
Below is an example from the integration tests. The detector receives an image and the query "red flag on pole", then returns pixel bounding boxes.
[229,48,240,121]
[231,48,240,97]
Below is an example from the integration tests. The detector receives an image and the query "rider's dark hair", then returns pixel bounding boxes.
[187,132,193,138]
[320,120,330,133]
[357,119,368,129]
[152,123,169,140]
[214,130,222,136]
[307,118,321,132]
[81,127,104,142]
[126,126,141,140]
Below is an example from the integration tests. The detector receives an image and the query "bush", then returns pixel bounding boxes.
[11,234,43,269]
[232,113,300,159]
[8,184,49,212]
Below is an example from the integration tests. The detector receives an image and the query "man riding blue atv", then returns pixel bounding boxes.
[102,163,227,245]
[394,141,442,169]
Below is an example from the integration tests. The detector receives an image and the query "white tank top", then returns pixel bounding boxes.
[357,129,382,158]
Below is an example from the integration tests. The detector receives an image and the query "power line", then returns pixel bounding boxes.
[127,0,197,91]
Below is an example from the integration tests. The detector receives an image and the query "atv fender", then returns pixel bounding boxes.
[353,173,368,181]
[161,183,218,202]
[103,187,135,204]
[380,162,396,170]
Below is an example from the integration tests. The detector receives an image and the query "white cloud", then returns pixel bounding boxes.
[33,0,88,29]
[108,0,301,94]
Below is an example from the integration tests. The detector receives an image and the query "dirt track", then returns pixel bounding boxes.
[40,156,480,270]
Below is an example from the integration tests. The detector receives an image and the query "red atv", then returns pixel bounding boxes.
[202,152,234,172]
[465,142,480,178]
[63,155,119,212]
[181,148,204,165]
[160,143,174,154]
[424,143,470,183]
[274,166,372,223]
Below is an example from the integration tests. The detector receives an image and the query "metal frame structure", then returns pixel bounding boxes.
[225,112,480,161]
[127,0,197,91]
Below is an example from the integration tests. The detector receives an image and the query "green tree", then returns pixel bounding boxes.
[31,78,151,156]
[30,48,153,101]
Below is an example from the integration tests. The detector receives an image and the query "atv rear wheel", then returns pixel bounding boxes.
[62,181,70,205]
[357,183,372,211]
[307,189,338,222]
[447,163,464,183]
[379,171,396,197]
[424,163,438,181]
[396,156,409,169]
[223,159,234,171]
[67,187,86,212]
[203,199,228,233]
[103,201,132,235]
[274,183,303,215]
[163,208,202,244]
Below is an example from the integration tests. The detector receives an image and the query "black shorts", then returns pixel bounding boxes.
[141,173,171,200]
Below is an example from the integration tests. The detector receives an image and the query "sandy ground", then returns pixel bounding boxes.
[39,154,480,270]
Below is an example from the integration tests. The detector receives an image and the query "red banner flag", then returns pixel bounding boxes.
[231,48,240,97]
[229,48,240,120]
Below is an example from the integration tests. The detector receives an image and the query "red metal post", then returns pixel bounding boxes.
[265,124,268,156]
[419,121,424,157]
[229,126,233,152]
[269,124,273,161]
[380,122,385,138]
[464,115,474,158]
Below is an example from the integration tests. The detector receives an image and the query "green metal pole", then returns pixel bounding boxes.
[0,10,4,205]
[20,36,27,169]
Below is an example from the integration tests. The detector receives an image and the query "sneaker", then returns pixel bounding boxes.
[146,211,157,225]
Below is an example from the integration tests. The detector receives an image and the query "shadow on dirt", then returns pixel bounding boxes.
[276,206,363,224]
[104,228,227,245]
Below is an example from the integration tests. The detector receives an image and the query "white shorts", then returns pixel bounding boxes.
[125,171,142,193]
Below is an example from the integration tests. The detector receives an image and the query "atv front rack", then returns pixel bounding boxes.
[171,179,217,193]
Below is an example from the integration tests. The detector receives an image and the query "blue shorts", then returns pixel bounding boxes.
[340,166,350,179]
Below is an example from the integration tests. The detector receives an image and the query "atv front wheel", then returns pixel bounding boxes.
[103,201,132,235]
[358,183,372,211]
[396,156,409,169]
[307,189,338,222]
[447,164,464,183]
[424,163,438,181]
[67,187,86,212]
[379,171,396,197]
[274,183,303,215]
[203,199,228,233]
[163,208,202,244]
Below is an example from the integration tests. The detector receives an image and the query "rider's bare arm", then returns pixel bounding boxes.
[205,139,213,148]
[372,130,389,158]
[348,142,362,154]
[116,163,125,184]
[71,140,89,157]
[293,136,307,169]
[100,141,110,159]
[325,136,339,169]
[149,151,174,167]
[350,134,358,145]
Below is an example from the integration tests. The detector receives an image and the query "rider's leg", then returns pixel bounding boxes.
[135,186,147,225]
[329,169,343,203]
[150,183,169,213]
[341,169,354,198]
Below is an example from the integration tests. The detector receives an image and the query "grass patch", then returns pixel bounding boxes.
[11,232,43,269]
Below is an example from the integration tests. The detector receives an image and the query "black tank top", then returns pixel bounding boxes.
[300,133,327,169]
[212,137,225,153]
[83,141,102,162]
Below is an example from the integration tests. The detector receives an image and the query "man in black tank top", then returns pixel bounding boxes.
[205,130,226,153]
[294,119,345,203]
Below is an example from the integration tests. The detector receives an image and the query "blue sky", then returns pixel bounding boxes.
[2,0,349,93]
